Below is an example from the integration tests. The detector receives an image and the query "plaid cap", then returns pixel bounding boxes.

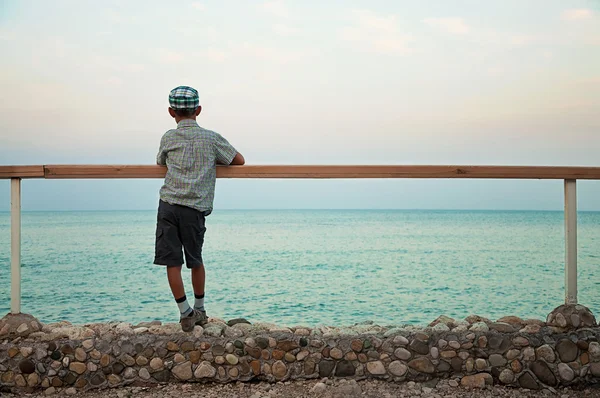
[169,86,199,110]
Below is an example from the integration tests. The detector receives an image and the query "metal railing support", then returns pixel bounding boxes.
[564,179,577,305]
[11,178,21,314]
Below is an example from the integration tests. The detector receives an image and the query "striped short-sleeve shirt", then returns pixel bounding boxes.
[157,119,238,213]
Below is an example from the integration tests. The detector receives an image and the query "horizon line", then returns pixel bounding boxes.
[1,208,600,213]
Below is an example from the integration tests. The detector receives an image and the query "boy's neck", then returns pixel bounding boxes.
[175,116,197,124]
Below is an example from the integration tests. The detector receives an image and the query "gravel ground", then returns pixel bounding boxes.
[3,379,600,398]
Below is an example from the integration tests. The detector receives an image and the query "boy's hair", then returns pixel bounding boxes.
[172,107,198,118]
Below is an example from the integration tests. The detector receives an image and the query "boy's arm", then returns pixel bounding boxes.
[214,133,244,165]
[229,152,245,165]
[156,136,167,166]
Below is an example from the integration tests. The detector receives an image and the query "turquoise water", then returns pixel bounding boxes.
[0,210,599,327]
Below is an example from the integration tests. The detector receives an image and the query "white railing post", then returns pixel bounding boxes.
[564,179,577,305]
[11,177,21,314]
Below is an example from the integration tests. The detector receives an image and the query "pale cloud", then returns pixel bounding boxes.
[0,30,14,41]
[105,77,123,85]
[423,18,470,34]
[561,8,594,21]
[260,1,289,18]
[205,47,227,62]
[191,2,205,11]
[273,23,299,36]
[340,9,413,55]
[157,49,185,64]
[91,55,145,73]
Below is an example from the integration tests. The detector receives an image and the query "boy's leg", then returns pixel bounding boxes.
[154,201,202,331]
[167,266,191,314]
[191,265,205,311]
[180,206,208,325]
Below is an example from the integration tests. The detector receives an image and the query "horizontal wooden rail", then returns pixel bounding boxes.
[0,165,599,179]
[0,166,45,179]
[2,163,596,315]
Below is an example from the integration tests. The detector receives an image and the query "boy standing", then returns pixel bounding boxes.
[154,86,245,332]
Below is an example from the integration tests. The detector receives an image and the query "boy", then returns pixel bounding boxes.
[154,86,245,332]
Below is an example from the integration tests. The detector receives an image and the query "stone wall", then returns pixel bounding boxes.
[1,309,600,395]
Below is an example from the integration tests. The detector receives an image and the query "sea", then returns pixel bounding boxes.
[0,210,599,327]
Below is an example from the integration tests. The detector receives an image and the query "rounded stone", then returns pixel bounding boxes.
[589,342,600,361]
[215,356,226,365]
[506,349,520,360]
[558,363,575,382]
[394,348,411,360]
[389,361,408,377]
[272,360,287,379]
[335,360,356,377]
[448,341,461,350]
[522,347,535,361]
[319,360,335,377]
[393,335,409,346]
[430,347,439,359]
[489,354,507,367]
[477,336,488,348]
[225,354,239,365]
[330,348,343,359]
[74,348,87,362]
[441,350,457,359]
[475,358,487,371]
[470,322,489,332]
[19,359,35,374]
[150,358,163,370]
[499,369,514,384]
[535,345,555,363]
[590,363,600,377]
[166,342,179,351]
[513,337,529,347]
[212,344,225,356]
[90,374,105,386]
[297,350,310,361]
[518,372,540,390]
[194,361,216,378]
[530,360,557,386]
[461,373,492,389]
[228,367,239,378]
[556,339,578,362]
[123,367,137,380]
[171,361,193,380]
[408,357,435,374]
[284,353,296,362]
[511,359,523,373]
[409,339,430,355]
[107,374,121,385]
[351,340,363,352]
[139,368,151,380]
[366,361,386,375]
[27,373,40,387]
[69,362,87,375]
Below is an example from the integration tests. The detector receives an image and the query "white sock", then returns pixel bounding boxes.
[176,296,192,316]
[194,293,205,311]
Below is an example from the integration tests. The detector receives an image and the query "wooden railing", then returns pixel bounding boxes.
[3,164,600,315]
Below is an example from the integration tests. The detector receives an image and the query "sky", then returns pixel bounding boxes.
[0,0,599,211]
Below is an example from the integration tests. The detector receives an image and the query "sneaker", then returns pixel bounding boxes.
[195,310,208,326]
[180,309,204,332]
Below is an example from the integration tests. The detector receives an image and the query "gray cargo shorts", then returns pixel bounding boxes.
[154,200,207,268]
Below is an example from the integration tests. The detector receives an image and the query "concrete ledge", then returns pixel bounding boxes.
[1,310,599,394]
